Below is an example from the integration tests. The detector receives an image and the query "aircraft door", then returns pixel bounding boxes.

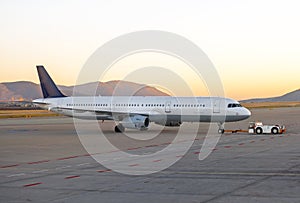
[165,101,171,113]
[213,98,220,113]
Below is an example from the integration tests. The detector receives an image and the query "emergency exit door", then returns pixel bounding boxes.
[213,99,220,113]
[165,101,171,113]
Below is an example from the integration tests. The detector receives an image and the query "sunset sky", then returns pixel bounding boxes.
[0,0,299,100]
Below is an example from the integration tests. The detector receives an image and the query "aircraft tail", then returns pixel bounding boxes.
[36,65,66,98]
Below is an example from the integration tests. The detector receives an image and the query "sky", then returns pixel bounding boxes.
[0,0,299,100]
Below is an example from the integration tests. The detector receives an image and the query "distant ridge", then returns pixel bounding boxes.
[0,80,169,101]
[1,80,299,103]
[240,89,300,103]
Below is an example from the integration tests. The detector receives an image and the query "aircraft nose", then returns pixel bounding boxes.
[244,107,251,118]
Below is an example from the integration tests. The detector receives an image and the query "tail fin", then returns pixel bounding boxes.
[36,65,66,98]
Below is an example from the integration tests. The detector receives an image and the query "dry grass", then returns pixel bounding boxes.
[0,110,60,119]
[241,101,300,109]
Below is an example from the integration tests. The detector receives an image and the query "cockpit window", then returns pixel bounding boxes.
[227,103,242,108]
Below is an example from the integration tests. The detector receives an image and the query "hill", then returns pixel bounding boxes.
[240,89,300,103]
[0,80,169,101]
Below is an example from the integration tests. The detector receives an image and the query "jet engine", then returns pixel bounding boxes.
[121,115,150,130]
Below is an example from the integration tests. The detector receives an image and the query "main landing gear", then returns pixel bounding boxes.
[115,124,125,133]
[218,123,225,134]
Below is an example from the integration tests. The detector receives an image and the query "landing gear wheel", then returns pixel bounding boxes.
[218,129,225,134]
[114,124,125,133]
[217,123,225,134]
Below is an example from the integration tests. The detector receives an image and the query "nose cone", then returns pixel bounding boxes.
[243,107,251,119]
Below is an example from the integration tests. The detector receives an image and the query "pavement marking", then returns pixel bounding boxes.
[0,164,20,168]
[32,169,49,174]
[129,164,139,167]
[152,159,162,162]
[23,182,42,187]
[64,175,80,179]
[7,173,26,177]
[127,147,141,150]
[108,149,121,153]
[57,155,79,160]
[97,169,112,173]
[176,171,300,177]
[146,144,158,148]
[0,140,196,170]
[55,165,71,170]
[76,163,91,166]
[27,160,50,165]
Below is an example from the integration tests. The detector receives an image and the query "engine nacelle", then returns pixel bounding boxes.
[121,115,149,130]
[155,121,182,127]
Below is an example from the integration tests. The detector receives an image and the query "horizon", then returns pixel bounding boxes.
[0,79,299,101]
[1,0,299,100]
[1,74,299,100]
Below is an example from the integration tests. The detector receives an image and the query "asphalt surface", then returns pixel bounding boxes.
[0,107,300,203]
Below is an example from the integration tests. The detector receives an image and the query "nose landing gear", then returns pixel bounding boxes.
[218,123,225,134]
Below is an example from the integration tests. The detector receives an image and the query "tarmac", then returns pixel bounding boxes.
[0,107,300,203]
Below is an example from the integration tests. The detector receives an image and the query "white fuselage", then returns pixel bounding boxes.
[33,96,251,125]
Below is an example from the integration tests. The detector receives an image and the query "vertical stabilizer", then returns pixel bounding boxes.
[36,65,66,98]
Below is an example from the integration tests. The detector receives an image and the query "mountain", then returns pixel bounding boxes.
[241,89,300,103]
[0,80,169,101]
[2,80,298,103]
[2,81,42,100]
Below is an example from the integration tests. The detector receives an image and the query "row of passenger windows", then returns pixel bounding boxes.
[115,103,164,107]
[66,103,242,108]
[66,103,163,107]
[66,103,205,108]
[174,104,205,107]
[227,103,242,108]
[66,103,108,107]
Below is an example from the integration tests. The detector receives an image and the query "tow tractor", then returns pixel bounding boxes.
[248,122,286,134]
[225,121,286,134]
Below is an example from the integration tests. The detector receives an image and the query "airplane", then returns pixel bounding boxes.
[33,66,251,133]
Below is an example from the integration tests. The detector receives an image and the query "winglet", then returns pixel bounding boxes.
[36,65,66,98]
